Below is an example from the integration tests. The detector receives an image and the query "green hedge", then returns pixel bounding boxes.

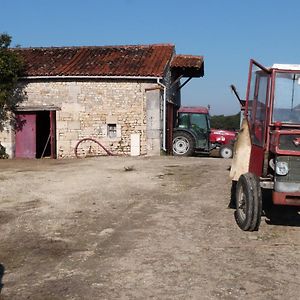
[210,113,240,130]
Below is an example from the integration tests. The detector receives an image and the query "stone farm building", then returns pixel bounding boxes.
[0,44,204,158]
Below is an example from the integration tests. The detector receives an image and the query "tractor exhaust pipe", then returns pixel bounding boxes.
[230,84,245,109]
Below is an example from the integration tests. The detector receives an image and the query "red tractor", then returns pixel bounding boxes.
[230,60,300,231]
[210,128,236,158]
[172,106,236,158]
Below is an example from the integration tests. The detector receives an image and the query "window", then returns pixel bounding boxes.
[248,66,268,123]
[178,113,189,128]
[247,64,269,146]
[190,113,208,132]
[273,72,300,123]
[107,124,117,138]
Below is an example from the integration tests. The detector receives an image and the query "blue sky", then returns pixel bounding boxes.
[1,0,300,115]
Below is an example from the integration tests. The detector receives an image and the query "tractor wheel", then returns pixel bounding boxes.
[219,144,233,159]
[234,173,262,231]
[172,132,195,156]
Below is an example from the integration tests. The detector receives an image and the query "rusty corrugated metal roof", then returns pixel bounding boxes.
[14,44,175,78]
[178,106,208,114]
[171,54,204,77]
[171,55,203,68]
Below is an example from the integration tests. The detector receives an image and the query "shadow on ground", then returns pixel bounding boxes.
[0,264,4,294]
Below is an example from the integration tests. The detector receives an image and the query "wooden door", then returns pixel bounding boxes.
[166,103,174,154]
[15,114,36,158]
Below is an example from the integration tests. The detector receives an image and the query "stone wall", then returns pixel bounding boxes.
[0,119,13,157]
[0,79,162,158]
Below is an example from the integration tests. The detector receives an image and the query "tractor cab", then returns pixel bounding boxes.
[173,106,211,156]
[230,59,300,231]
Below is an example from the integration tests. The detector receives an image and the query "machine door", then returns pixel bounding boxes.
[190,113,210,150]
[246,60,271,176]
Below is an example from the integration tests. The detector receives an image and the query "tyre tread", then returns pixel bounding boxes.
[234,173,262,231]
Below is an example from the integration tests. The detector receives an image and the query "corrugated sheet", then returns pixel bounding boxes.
[171,55,203,68]
[14,44,175,77]
[170,55,204,77]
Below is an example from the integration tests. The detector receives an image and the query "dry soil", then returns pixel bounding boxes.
[0,156,299,300]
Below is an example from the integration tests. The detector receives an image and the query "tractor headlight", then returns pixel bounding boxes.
[276,161,289,176]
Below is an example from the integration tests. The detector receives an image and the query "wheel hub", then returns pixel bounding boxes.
[237,187,246,220]
[173,137,190,155]
[220,147,233,159]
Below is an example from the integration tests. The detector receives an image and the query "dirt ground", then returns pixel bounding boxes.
[0,156,299,300]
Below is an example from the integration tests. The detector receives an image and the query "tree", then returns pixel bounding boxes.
[210,113,240,130]
[0,33,25,130]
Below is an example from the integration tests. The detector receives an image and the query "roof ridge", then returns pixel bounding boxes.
[174,54,204,58]
[12,43,175,51]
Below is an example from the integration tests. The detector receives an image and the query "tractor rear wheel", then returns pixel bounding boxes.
[234,173,262,231]
[172,132,195,156]
[219,144,233,158]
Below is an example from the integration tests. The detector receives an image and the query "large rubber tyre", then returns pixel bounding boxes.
[234,173,262,231]
[172,132,195,156]
[219,144,233,159]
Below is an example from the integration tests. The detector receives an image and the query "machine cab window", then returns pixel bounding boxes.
[273,72,300,124]
[178,113,190,128]
[190,113,209,133]
[246,62,270,146]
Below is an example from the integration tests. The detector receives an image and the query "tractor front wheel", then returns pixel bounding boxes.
[219,144,233,159]
[172,132,195,156]
[234,173,262,231]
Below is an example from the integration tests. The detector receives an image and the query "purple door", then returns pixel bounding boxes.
[15,114,36,158]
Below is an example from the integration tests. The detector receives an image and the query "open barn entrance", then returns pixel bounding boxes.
[15,110,56,158]
[36,111,51,158]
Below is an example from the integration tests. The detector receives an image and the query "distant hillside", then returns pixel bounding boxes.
[210,113,240,130]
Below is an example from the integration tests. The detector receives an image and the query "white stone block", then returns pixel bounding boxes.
[130,133,140,156]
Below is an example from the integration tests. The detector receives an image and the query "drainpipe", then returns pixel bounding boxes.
[157,79,167,152]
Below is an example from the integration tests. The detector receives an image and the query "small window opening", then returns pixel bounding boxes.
[107,124,117,138]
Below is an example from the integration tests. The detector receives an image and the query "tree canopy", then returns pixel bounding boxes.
[0,33,25,130]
